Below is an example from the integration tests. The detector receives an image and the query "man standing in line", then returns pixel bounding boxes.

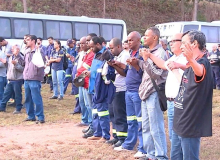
[114,31,146,159]
[106,38,130,147]
[142,33,187,143]
[137,27,168,160]
[64,39,77,95]
[46,37,54,93]
[22,35,46,124]
[171,30,213,160]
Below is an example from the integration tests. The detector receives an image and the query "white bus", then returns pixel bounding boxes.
[155,21,220,51]
[0,11,127,46]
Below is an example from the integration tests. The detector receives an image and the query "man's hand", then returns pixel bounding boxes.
[11,60,17,65]
[113,60,126,69]
[70,55,75,62]
[83,70,91,77]
[139,48,151,61]
[0,58,6,64]
[167,61,180,70]
[129,57,139,66]
[182,43,194,63]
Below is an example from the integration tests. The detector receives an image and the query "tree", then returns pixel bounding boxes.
[23,0,27,13]
[192,0,199,20]
[181,0,185,20]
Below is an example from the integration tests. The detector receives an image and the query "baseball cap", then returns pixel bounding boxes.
[67,39,73,45]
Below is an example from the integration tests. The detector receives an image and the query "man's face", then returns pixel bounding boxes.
[144,30,155,47]
[0,40,6,46]
[123,42,129,50]
[127,34,140,50]
[72,40,76,45]
[80,38,87,51]
[26,37,33,47]
[160,41,167,50]
[109,40,119,56]
[68,43,74,48]
[86,36,92,48]
[212,45,217,52]
[48,38,53,45]
[90,40,101,53]
[12,45,20,55]
[23,36,27,44]
[180,34,193,54]
[37,39,42,45]
[169,35,182,55]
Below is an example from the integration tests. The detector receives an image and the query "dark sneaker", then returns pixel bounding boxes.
[36,120,45,124]
[113,140,123,148]
[49,96,58,99]
[82,129,94,138]
[13,110,21,114]
[0,109,6,112]
[58,96,63,100]
[106,138,118,145]
[23,118,36,122]
[82,126,90,133]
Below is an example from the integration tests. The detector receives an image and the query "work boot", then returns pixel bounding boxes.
[105,138,118,145]
[82,129,94,138]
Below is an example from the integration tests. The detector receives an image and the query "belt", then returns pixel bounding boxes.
[167,97,175,101]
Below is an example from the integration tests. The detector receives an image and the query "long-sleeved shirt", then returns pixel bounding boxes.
[138,44,168,101]
[6,53,24,80]
[0,50,7,77]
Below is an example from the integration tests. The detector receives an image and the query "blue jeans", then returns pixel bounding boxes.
[167,100,174,142]
[52,69,64,97]
[171,131,200,160]
[0,76,7,105]
[0,80,23,111]
[122,91,145,153]
[24,80,44,121]
[142,92,168,160]
[86,92,93,130]
[79,87,90,124]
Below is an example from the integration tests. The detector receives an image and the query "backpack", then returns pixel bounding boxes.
[62,47,68,70]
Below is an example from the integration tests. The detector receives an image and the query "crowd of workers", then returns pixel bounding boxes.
[0,27,216,159]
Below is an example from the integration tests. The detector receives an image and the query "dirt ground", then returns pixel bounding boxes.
[0,121,135,160]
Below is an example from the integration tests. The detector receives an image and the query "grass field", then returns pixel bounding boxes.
[0,84,220,160]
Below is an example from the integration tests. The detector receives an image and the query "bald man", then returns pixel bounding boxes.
[142,33,188,146]
[106,38,130,147]
[113,31,146,159]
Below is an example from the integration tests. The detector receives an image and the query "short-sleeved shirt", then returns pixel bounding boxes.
[164,54,187,98]
[114,50,130,92]
[51,50,64,71]
[173,55,213,138]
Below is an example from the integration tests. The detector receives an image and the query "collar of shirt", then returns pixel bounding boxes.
[97,46,106,54]
[150,44,161,53]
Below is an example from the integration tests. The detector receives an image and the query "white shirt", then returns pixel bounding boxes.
[164,54,188,98]
[114,50,130,92]
[77,51,86,70]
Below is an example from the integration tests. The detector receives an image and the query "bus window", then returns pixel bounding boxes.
[74,23,99,40]
[29,20,43,38]
[88,24,99,36]
[201,26,219,43]
[14,19,29,38]
[113,25,122,40]
[60,22,72,40]
[183,25,199,32]
[102,24,122,41]
[46,21,59,39]
[75,23,88,40]
[0,18,11,38]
